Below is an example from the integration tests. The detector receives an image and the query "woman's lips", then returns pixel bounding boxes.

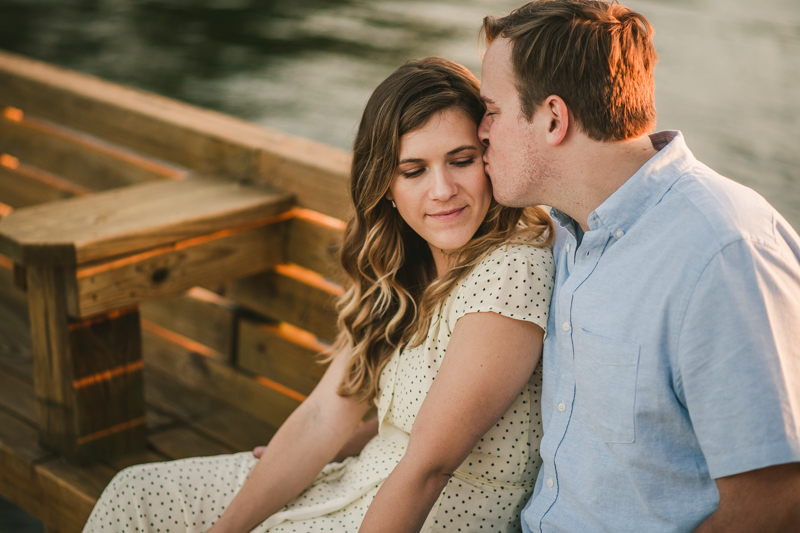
[428,207,466,221]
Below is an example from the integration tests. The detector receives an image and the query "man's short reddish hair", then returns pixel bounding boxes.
[483,0,658,141]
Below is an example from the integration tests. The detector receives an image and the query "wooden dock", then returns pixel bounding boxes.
[0,50,354,532]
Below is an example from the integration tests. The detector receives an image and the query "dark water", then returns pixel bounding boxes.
[1,0,799,228]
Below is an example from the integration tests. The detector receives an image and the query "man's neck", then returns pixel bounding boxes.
[555,134,658,231]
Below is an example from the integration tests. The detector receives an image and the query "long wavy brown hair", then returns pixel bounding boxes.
[331,57,553,404]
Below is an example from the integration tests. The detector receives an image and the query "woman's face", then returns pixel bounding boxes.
[387,108,492,276]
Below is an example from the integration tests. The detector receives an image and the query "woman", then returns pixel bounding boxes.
[83,57,554,533]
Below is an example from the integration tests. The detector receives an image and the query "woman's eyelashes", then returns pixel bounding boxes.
[400,157,476,179]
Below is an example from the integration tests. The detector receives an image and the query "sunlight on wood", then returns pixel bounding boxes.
[142,319,223,359]
[76,416,146,445]
[0,153,19,169]
[2,106,23,122]
[73,360,143,389]
[291,207,347,231]
[67,306,139,331]
[0,255,13,270]
[76,210,293,278]
[267,321,329,353]
[275,263,344,296]
[0,202,12,218]
[255,375,307,403]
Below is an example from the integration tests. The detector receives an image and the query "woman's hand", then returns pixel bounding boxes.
[209,349,371,533]
[358,311,544,533]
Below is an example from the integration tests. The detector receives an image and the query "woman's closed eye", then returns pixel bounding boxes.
[402,167,425,179]
[451,158,476,168]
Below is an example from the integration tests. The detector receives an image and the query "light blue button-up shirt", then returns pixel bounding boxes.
[522,131,800,533]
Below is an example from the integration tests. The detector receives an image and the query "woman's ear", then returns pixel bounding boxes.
[385,191,394,201]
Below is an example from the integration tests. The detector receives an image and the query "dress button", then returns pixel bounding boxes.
[558,402,566,412]
[566,243,571,253]
[547,478,554,488]
[562,322,570,332]
[616,229,624,238]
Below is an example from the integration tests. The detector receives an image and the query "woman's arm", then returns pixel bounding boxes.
[208,350,371,533]
[359,311,544,533]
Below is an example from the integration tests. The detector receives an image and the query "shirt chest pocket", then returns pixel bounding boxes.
[573,328,640,443]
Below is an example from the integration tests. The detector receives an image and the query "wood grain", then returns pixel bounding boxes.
[231,269,339,343]
[238,318,328,397]
[0,50,352,220]
[142,325,302,429]
[0,108,187,190]
[0,176,293,266]
[69,221,287,318]
[0,160,77,208]
[286,214,345,283]
[140,287,240,361]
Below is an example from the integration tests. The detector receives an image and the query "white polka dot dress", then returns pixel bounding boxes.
[83,242,555,533]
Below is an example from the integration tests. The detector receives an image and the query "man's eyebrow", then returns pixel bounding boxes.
[481,95,496,105]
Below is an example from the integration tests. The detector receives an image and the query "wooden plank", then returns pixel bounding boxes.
[0,409,51,524]
[0,50,352,220]
[238,318,328,397]
[231,266,340,342]
[27,265,147,464]
[287,209,345,283]
[258,138,352,220]
[190,405,277,453]
[0,176,294,267]
[0,261,31,381]
[0,369,36,423]
[142,324,302,430]
[0,157,78,208]
[143,367,226,422]
[148,426,233,460]
[0,107,187,190]
[140,288,239,360]
[35,459,116,533]
[69,221,287,318]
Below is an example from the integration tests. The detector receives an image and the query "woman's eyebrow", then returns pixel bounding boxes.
[398,145,478,165]
[447,145,479,156]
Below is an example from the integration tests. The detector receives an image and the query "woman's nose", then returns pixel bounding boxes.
[430,168,459,201]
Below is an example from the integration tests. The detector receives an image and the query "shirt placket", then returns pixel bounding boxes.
[534,227,608,531]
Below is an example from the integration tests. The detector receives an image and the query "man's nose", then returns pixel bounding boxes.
[478,114,491,147]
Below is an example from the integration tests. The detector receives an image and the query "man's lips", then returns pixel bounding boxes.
[428,207,466,220]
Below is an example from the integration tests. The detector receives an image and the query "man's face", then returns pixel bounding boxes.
[479,37,552,208]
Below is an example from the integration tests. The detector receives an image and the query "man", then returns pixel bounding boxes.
[478,1,800,532]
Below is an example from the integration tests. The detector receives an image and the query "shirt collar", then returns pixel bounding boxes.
[551,130,696,234]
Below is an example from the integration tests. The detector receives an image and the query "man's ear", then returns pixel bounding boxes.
[543,95,569,147]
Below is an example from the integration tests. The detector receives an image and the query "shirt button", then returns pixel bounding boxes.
[558,402,566,412]
[616,229,624,238]
[566,243,571,253]
[547,478,554,488]
[562,322,570,332]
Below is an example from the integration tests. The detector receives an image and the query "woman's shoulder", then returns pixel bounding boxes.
[476,237,554,274]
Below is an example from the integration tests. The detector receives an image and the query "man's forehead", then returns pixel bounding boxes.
[481,37,514,96]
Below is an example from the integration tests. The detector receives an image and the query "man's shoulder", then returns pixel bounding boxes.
[659,161,783,251]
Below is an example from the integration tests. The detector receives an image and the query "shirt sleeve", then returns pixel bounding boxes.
[451,244,555,334]
[676,237,800,479]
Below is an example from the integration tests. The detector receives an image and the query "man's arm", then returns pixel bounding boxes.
[694,462,800,533]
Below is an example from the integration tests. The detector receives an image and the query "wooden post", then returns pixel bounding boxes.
[27,265,146,464]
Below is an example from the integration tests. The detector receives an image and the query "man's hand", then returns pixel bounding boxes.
[694,462,800,532]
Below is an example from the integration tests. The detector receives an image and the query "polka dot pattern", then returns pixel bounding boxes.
[83,242,554,533]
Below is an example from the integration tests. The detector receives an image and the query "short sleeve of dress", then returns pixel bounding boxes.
[451,243,555,334]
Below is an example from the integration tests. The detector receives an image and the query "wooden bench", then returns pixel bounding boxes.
[0,49,354,532]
